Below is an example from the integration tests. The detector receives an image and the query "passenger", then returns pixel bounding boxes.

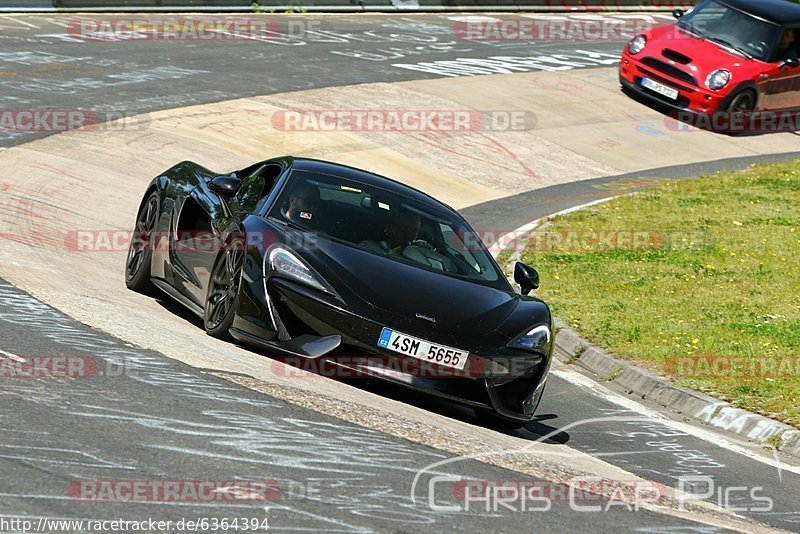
[284,183,323,225]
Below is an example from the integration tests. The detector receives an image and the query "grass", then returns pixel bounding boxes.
[521,161,800,428]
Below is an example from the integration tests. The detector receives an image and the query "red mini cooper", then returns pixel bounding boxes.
[620,0,800,119]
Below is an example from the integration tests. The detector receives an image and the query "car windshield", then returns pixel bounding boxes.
[269,169,507,288]
[678,0,782,61]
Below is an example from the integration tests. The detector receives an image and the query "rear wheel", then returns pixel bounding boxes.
[125,192,159,294]
[204,239,244,339]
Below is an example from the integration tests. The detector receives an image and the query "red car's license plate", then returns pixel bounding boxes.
[642,77,679,100]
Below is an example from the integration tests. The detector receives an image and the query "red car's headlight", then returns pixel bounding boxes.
[629,35,647,55]
[706,69,731,91]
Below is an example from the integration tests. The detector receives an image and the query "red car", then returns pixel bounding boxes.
[620,0,800,127]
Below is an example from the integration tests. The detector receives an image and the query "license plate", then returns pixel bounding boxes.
[377,327,469,370]
[642,77,679,100]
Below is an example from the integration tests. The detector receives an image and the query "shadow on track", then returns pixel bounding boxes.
[150,290,571,445]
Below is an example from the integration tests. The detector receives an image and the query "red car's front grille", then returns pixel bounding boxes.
[641,57,698,87]
[637,66,696,93]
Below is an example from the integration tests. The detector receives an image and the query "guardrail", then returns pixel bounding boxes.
[0,0,695,12]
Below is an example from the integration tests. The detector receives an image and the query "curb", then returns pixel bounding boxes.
[493,201,800,458]
[552,318,800,457]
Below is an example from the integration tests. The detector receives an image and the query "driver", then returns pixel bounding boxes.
[284,183,322,225]
[358,209,421,255]
[775,28,798,62]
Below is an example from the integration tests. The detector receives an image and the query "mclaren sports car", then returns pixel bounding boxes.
[125,156,553,426]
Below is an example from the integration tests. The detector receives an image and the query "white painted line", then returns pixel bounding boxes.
[0,349,26,363]
[446,15,502,23]
[2,16,38,29]
[519,14,569,20]
[552,367,800,475]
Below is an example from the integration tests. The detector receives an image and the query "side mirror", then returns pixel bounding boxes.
[672,8,685,19]
[209,175,242,196]
[514,262,539,295]
[780,57,800,69]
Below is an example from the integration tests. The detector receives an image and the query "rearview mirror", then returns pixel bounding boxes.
[514,262,539,295]
[672,8,685,19]
[209,175,242,196]
[781,57,800,69]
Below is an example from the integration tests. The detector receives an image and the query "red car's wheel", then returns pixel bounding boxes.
[726,89,756,113]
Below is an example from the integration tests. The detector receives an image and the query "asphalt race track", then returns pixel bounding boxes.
[1,12,800,533]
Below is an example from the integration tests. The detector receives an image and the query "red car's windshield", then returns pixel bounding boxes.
[678,0,782,61]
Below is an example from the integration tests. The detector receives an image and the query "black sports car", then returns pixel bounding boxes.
[126,156,553,426]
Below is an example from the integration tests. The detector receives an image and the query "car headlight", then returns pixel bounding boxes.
[268,247,331,293]
[706,69,731,90]
[507,325,552,354]
[628,35,647,55]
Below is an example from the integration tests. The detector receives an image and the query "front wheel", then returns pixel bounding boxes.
[125,192,159,294]
[725,89,756,114]
[204,239,244,339]
[719,90,757,135]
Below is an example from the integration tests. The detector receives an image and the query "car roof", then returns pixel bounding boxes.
[288,157,457,213]
[718,0,800,25]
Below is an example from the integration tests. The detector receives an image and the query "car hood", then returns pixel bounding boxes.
[645,24,753,80]
[306,235,519,334]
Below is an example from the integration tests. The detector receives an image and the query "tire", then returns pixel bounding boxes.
[725,89,756,114]
[719,90,757,136]
[125,191,159,294]
[203,239,244,339]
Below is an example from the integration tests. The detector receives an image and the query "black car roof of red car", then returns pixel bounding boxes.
[719,0,800,26]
